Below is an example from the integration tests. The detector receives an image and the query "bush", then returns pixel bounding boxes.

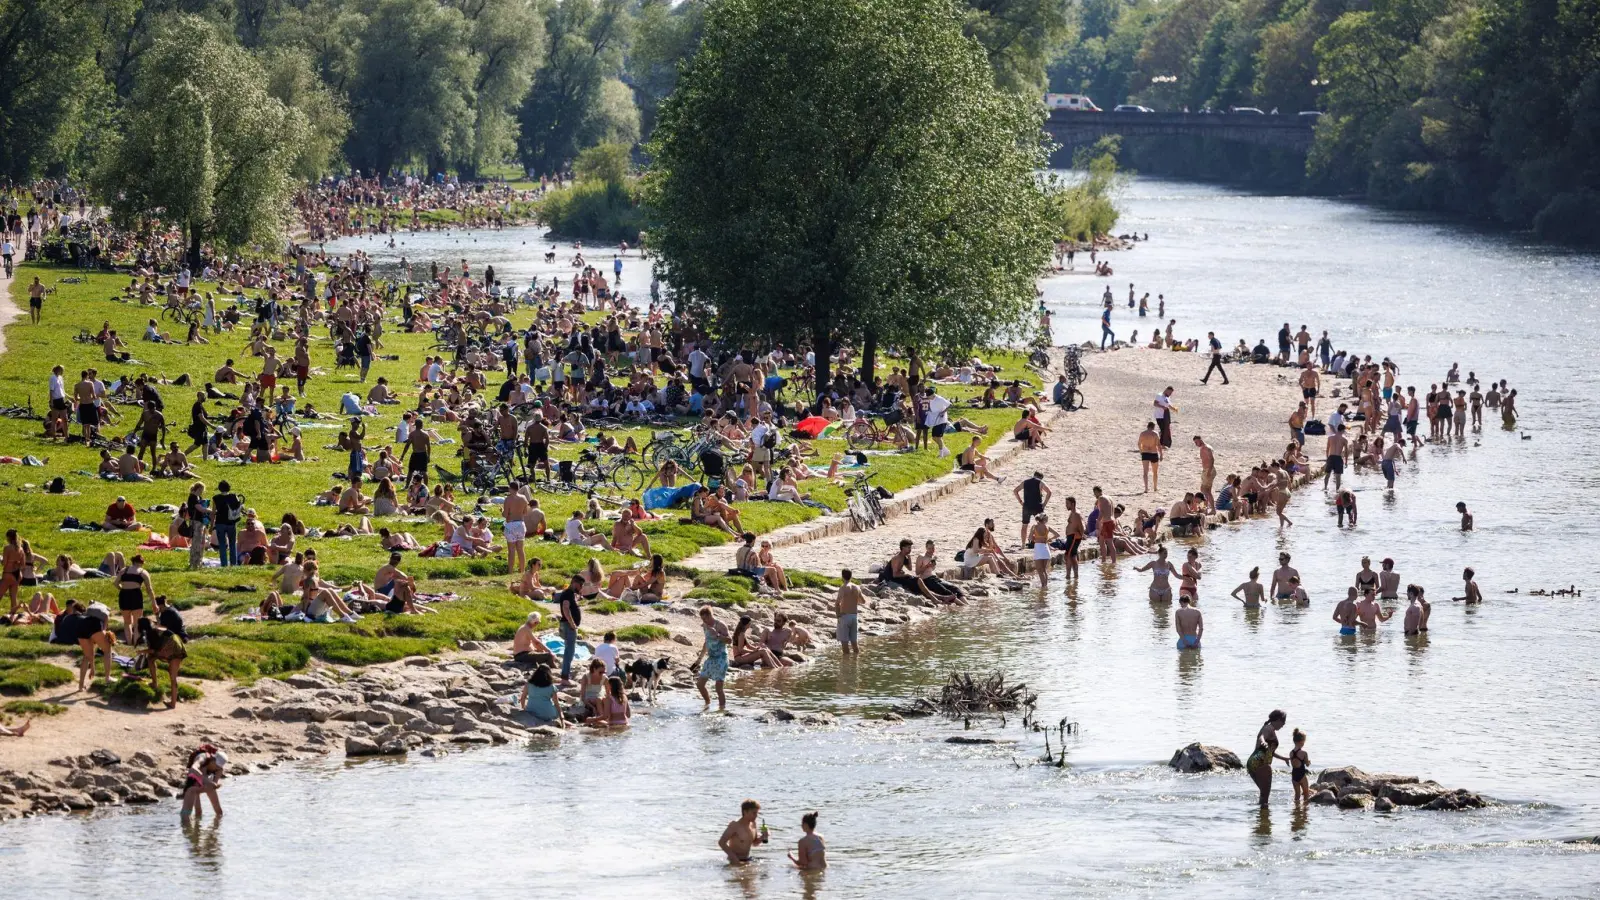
[538,179,646,242]
[0,660,74,695]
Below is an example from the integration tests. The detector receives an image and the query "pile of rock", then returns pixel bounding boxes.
[0,749,189,818]
[1308,766,1491,812]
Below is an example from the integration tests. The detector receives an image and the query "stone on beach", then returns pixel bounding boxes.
[1168,743,1243,772]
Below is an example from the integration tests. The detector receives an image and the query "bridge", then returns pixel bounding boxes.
[1043,110,1315,152]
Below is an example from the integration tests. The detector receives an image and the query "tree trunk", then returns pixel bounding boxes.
[811,316,833,415]
[861,329,877,384]
[186,222,203,272]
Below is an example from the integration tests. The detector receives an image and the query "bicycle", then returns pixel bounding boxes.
[1058,346,1088,411]
[844,470,886,532]
[845,415,903,452]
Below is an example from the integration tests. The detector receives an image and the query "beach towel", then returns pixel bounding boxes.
[643,483,701,511]
[540,635,591,661]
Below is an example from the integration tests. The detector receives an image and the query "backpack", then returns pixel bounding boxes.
[219,494,242,524]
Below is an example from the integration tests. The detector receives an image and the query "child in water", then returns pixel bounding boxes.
[1289,729,1311,805]
[788,810,827,870]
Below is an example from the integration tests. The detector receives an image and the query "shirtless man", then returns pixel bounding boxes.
[1061,496,1085,582]
[1402,586,1431,635]
[525,413,552,481]
[1332,588,1359,635]
[375,553,417,613]
[1323,423,1347,491]
[1455,501,1474,531]
[1093,486,1116,563]
[610,508,651,559]
[1137,547,1176,603]
[1193,435,1216,512]
[1297,364,1321,416]
[135,404,166,466]
[1175,594,1203,649]
[522,497,548,538]
[73,370,99,443]
[1377,558,1401,601]
[501,481,529,574]
[1354,589,1393,632]
[835,569,862,654]
[401,425,431,485]
[1138,422,1162,492]
[1269,553,1299,601]
[718,799,768,864]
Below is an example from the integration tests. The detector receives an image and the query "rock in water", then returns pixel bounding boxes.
[1308,789,1338,806]
[1168,743,1243,773]
[1374,797,1397,812]
[1337,793,1373,810]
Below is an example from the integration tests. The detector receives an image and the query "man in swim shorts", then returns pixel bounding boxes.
[1332,587,1358,635]
[1175,594,1202,649]
[1269,553,1300,600]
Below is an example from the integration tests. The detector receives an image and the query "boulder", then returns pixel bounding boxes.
[378,740,409,756]
[262,701,333,723]
[402,656,433,667]
[1374,797,1397,812]
[89,749,121,768]
[1315,766,1417,794]
[343,737,382,757]
[756,708,797,724]
[882,713,904,723]
[332,707,393,726]
[1337,793,1372,810]
[1377,780,1450,807]
[229,706,258,720]
[945,736,997,745]
[799,712,838,727]
[450,732,494,744]
[1308,790,1338,806]
[130,751,159,767]
[671,634,692,646]
[1168,743,1244,773]
[369,700,422,723]
[1421,789,1489,811]
[58,791,95,811]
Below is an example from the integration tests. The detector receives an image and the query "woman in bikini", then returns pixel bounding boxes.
[116,554,155,645]
[730,615,786,669]
[1246,709,1290,808]
[1027,513,1058,589]
[1179,548,1202,604]
[1231,567,1265,608]
[586,675,631,729]
[137,615,188,709]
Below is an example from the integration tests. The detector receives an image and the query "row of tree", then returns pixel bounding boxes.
[1045,0,1600,244]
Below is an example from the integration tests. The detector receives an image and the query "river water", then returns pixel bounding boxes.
[6,180,1600,898]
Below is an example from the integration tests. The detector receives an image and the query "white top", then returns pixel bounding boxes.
[688,349,709,378]
[1153,394,1172,421]
[48,373,65,400]
[564,517,584,543]
[926,394,951,427]
[593,642,618,674]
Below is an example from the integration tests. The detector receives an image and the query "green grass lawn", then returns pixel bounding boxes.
[0,262,1038,693]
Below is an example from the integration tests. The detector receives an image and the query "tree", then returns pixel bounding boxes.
[646,0,1053,399]
[343,0,475,175]
[0,0,118,179]
[258,45,351,179]
[628,0,705,137]
[452,0,545,177]
[96,15,308,268]
[962,0,1074,94]
[518,0,633,175]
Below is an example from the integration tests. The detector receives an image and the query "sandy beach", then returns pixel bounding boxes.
[685,348,1305,577]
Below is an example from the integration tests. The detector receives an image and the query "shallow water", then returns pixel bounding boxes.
[7,180,1600,898]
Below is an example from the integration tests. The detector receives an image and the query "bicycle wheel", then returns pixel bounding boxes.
[1065,387,1084,411]
[1029,348,1050,368]
[846,494,870,531]
[846,428,881,452]
[609,460,649,494]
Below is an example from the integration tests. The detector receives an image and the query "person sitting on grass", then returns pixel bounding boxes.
[237,510,269,564]
[160,442,196,479]
[296,561,359,623]
[374,552,423,614]
[610,508,651,559]
[103,496,139,530]
[338,481,371,515]
[116,450,153,482]
[378,527,420,551]
[563,510,612,550]
[510,557,550,600]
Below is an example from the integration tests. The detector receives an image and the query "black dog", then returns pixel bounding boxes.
[543,251,557,264]
[625,657,671,701]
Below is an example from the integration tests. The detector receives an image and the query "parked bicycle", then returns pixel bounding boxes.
[844,470,887,532]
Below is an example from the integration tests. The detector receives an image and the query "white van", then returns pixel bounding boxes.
[1044,93,1102,112]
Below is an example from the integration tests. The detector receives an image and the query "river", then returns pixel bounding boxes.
[5,179,1599,898]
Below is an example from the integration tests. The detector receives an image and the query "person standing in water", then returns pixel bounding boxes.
[1456,501,1474,531]
[1333,588,1359,635]
[1355,589,1394,632]
[835,569,862,655]
[1457,568,1483,604]
[718,799,769,864]
[1289,730,1311,806]
[788,811,827,870]
[1403,585,1432,634]
[1247,710,1290,807]
[1269,553,1299,600]
[1175,594,1203,649]
[1137,547,1176,603]
[1231,567,1265,607]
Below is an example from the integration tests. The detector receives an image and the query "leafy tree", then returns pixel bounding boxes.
[518,0,633,175]
[451,0,545,177]
[962,0,1074,93]
[261,0,368,94]
[99,0,235,99]
[258,45,351,179]
[95,15,308,268]
[646,0,1053,396]
[343,0,476,174]
[574,142,631,186]
[0,0,119,179]
[628,0,706,137]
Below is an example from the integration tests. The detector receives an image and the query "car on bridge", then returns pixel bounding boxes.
[1228,107,1266,115]
[1112,104,1154,113]
[1045,93,1102,112]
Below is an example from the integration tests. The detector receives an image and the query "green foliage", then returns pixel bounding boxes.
[3,700,67,716]
[456,0,547,177]
[258,45,351,179]
[518,0,634,175]
[95,674,204,706]
[0,0,115,180]
[1046,136,1125,241]
[613,624,669,643]
[575,143,632,187]
[963,0,1075,94]
[94,15,310,265]
[343,0,476,174]
[537,179,645,241]
[587,599,633,615]
[0,660,75,696]
[685,575,762,608]
[647,0,1054,396]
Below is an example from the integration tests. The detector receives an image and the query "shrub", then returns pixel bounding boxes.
[538,179,645,242]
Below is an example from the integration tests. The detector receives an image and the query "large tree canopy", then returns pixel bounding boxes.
[95,16,309,267]
[646,0,1053,395]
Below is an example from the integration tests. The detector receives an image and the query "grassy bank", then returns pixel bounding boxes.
[0,263,1034,694]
